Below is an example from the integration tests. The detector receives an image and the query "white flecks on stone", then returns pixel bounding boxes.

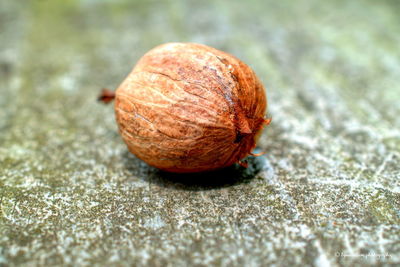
[143,215,165,230]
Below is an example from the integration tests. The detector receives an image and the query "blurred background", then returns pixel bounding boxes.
[1,0,399,266]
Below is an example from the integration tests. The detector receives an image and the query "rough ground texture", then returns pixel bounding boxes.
[0,0,399,266]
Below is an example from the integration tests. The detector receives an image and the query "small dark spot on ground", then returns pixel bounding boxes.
[0,61,13,77]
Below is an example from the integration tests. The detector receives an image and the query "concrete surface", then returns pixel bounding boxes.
[0,0,399,266]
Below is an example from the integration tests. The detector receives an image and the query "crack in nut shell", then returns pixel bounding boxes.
[115,42,268,173]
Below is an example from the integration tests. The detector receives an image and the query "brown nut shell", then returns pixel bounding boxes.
[115,43,268,173]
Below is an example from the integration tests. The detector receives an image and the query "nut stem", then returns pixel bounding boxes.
[98,88,115,104]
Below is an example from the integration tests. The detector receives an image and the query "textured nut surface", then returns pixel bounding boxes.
[115,43,267,172]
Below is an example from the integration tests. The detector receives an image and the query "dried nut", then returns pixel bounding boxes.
[115,43,268,173]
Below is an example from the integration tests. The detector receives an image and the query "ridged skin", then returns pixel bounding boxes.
[115,43,267,173]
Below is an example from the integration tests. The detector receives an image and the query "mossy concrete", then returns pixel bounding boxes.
[1,0,399,266]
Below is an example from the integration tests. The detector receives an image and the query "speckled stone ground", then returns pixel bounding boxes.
[1,0,399,266]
